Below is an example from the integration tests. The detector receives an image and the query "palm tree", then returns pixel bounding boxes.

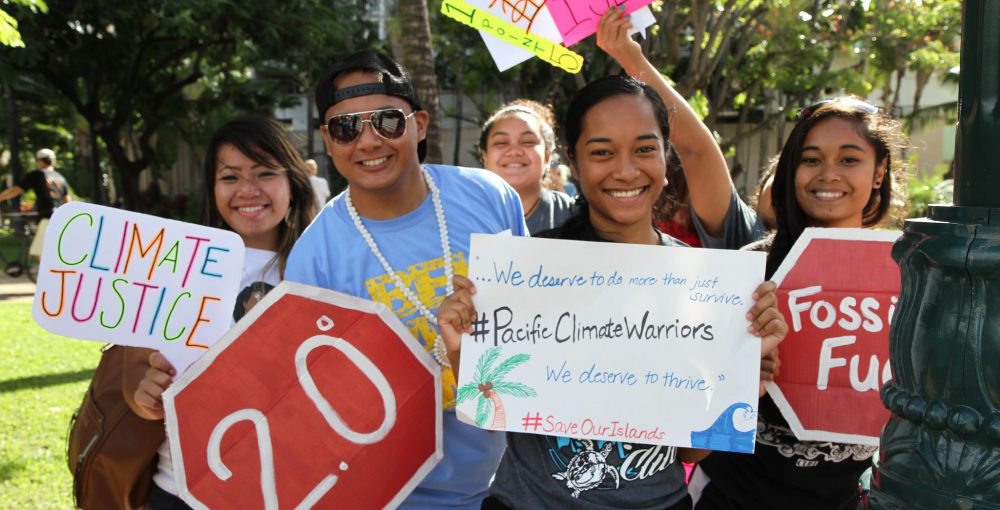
[457,346,536,428]
[396,0,444,162]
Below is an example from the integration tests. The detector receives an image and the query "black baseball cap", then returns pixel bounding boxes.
[314,50,426,162]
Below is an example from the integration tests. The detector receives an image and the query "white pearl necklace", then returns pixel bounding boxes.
[345,166,454,368]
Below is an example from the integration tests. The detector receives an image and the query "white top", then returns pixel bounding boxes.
[152,247,280,495]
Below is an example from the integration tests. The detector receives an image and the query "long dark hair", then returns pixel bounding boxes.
[201,116,316,277]
[766,97,907,278]
[653,146,687,225]
[478,99,558,158]
[557,75,671,241]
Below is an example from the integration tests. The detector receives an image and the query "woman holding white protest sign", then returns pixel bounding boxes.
[480,99,576,234]
[690,99,909,510]
[437,10,787,509]
[120,116,316,510]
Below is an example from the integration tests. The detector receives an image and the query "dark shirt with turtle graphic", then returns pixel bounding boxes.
[487,217,689,510]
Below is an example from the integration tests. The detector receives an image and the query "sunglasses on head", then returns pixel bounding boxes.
[325,108,416,145]
[798,98,880,120]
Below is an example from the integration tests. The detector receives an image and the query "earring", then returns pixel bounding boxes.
[284,206,295,228]
[874,179,882,188]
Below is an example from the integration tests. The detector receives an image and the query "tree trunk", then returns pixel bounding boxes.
[452,59,464,166]
[913,69,931,117]
[488,391,506,429]
[100,128,146,211]
[891,68,905,114]
[397,0,444,163]
[4,79,23,211]
[88,124,105,205]
[306,92,316,164]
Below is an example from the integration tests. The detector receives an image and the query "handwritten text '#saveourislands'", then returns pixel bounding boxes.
[38,211,232,348]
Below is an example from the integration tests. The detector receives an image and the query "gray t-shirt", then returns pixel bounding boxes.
[525,188,576,235]
[690,186,769,250]
[488,231,688,510]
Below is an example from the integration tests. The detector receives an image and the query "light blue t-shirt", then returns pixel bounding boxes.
[285,164,528,509]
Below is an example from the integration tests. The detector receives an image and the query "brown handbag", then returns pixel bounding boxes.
[66,345,167,509]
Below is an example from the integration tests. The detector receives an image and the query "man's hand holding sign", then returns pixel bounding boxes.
[438,234,787,455]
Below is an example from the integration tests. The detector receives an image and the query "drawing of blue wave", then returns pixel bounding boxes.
[690,402,756,453]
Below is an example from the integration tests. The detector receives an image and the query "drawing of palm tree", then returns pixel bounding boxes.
[456,346,537,428]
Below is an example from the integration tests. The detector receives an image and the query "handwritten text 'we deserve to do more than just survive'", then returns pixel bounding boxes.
[483,260,744,306]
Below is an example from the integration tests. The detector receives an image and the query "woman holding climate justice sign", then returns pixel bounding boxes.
[437,10,787,510]
[690,99,909,510]
[120,116,316,510]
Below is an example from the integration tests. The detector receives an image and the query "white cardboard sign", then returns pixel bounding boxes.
[456,234,765,453]
[32,202,244,372]
[470,0,655,72]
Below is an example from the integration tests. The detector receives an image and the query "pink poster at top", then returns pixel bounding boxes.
[546,0,655,46]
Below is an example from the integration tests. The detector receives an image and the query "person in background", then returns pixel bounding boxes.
[751,158,777,232]
[654,149,703,246]
[544,158,577,198]
[122,116,317,510]
[480,99,575,234]
[0,148,71,217]
[0,148,71,275]
[304,158,331,209]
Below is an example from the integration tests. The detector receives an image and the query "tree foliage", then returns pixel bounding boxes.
[2,0,375,210]
[0,0,46,48]
[430,0,961,171]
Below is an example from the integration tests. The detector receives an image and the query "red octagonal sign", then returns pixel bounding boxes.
[163,282,442,509]
[767,228,901,445]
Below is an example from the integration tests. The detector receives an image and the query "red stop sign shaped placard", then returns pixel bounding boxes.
[767,228,901,445]
[163,282,442,509]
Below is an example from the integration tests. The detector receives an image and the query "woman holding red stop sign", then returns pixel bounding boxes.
[691,98,909,510]
[121,116,317,510]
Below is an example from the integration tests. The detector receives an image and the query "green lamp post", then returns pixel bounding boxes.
[869,0,1000,508]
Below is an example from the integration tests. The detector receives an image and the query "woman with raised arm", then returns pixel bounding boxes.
[597,9,766,249]
[436,10,787,509]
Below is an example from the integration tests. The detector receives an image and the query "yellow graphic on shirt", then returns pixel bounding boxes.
[365,252,468,409]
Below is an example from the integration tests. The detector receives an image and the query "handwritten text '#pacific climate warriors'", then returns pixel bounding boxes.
[470,306,716,347]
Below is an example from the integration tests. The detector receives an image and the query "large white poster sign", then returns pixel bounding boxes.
[32,202,244,372]
[456,234,765,453]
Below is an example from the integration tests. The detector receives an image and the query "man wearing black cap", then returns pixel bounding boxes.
[0,148,71,275]
[0,148,70,218]
[286,51,527,508]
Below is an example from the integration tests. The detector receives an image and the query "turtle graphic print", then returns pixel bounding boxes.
[552,440,620,497]
[543,436,684,500]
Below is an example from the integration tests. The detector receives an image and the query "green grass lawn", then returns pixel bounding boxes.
[0,230,24,266]
[0,300,102,509]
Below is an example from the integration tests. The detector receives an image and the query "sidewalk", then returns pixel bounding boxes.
[0,272,35,302]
